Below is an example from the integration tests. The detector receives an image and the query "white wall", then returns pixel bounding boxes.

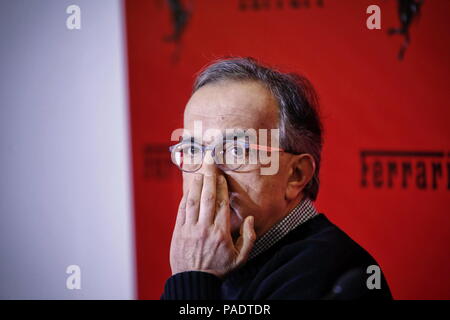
[0,0,136,299]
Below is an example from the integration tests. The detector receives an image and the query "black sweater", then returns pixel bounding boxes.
[161,214,393,300]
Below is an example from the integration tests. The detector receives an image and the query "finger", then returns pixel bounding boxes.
[198,173,216,225]
[235,216,256,266]
[185,174,203,224]
[214,175,230,230]
[175,193,188,227]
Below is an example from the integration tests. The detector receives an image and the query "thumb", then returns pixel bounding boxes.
[235,216,256,266]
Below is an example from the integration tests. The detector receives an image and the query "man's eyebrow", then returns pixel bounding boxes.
[180,129,249,144]
[223,130,248,141]
[180,136,200,143]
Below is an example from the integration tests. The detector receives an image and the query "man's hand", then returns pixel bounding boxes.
[170,173,256,278]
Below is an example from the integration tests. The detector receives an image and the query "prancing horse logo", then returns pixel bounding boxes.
[388,0,424,60]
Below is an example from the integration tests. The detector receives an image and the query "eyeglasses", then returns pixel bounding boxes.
[168,139,284,173]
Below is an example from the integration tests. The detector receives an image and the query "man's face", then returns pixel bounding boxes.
[182,80,294,238]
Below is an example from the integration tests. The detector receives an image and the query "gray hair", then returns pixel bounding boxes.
[192,57,323,201]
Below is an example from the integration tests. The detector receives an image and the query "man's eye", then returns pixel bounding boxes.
[182,145,201,156]
[227,146,246,158]
[231,147,243,157]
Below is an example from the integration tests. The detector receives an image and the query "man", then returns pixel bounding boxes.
[161,57,392,300]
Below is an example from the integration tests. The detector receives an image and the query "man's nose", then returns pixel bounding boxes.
[197,150,221,176]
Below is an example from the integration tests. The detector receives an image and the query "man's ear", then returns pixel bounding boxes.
[285,154,316,201]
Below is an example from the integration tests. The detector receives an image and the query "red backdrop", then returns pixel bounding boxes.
[125,0,450,299]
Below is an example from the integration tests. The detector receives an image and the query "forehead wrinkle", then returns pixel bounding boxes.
[185,111,257,121]
[182,128,250,145]
[186,82,274,111]
[184,80,280,130]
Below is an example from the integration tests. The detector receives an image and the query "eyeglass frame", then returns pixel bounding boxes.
[168,138,285,173]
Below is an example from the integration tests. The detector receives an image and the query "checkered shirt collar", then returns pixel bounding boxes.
[248,197,318,260]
